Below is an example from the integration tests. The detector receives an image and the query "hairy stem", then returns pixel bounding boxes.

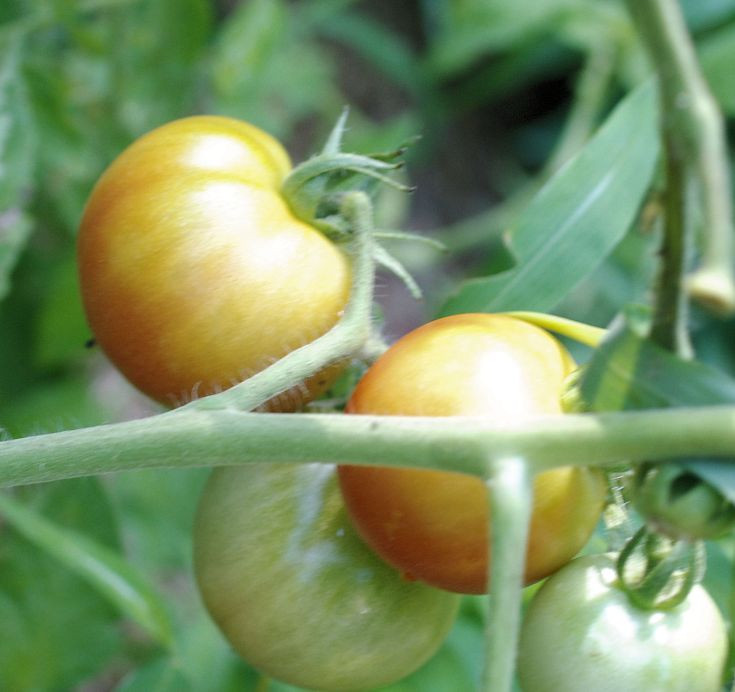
[2,406,735,487]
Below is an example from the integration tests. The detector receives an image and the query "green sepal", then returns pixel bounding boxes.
[373,243,422,299]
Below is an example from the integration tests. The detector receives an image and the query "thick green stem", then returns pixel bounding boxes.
[483,457,533,692]
[2,405,735,487]
[650,134,691,355]
[182,191,375,412]
[626,0,735,323]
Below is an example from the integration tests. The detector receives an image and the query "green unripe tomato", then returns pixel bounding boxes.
[193,463,459,692]
[518,554,728,692]
[631,462,735,540]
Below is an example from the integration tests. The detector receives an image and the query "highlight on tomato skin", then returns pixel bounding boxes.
[338,313,607,595]
[77,116,350,410]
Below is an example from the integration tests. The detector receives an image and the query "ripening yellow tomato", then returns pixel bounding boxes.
[78,116,350,409]
[338,313,607,594]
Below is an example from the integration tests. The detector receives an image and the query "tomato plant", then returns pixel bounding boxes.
[338,313,607,594]
[193,463,459,692]
[518,553,728,692]
[77,116,350,409]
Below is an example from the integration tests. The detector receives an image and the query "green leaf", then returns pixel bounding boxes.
[115,658,192,692]
[108,468,209,574]
[0,376,109,438]
[211,0,286,98]
[579,318,735,412]
[0,31,35,302]
[19,476,122,550]
[0,209,31,303]
[34,252,90,369]
[0,578,120,691]
[0,491,175,648]
[427,0,585,77]
[700,21,735,116]
[682,0,735,32]
[439,82,659,316]
[0,478,124,689]
[0,32,35,208]
[554,224,659,329]
[578,315,735,502]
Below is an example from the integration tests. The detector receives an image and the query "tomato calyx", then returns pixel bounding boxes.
[282,109,412,234]
[615,524,705,610]
[282,110,432,300]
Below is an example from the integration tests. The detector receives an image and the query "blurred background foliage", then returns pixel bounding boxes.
[2,0,735,689]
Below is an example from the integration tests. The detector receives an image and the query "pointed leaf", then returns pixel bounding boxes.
[440,82,659,316]
[579,316,735,502]
[115,658,192,692]
[579,321,735,412]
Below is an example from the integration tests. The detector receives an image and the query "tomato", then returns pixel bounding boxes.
[518,553,728,692]
[193,463,459,692]
[78,116,350,409]
[338,313,606,594]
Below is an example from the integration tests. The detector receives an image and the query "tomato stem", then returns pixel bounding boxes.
[625,0,735,328]
[3,406,735,487]
[483,457,533,692]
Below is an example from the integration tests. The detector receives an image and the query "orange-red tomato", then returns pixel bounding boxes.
[78,116,350,409]
[338,313,606,594]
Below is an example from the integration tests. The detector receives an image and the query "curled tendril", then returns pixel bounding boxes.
[616,525,705,610]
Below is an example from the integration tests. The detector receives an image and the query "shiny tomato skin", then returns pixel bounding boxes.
[338,313,606,594]
[518,554,728,692]
[78,116,350,409]
[193,463,459,692]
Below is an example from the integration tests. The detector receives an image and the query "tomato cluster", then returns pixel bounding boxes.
[79,117,728,691]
